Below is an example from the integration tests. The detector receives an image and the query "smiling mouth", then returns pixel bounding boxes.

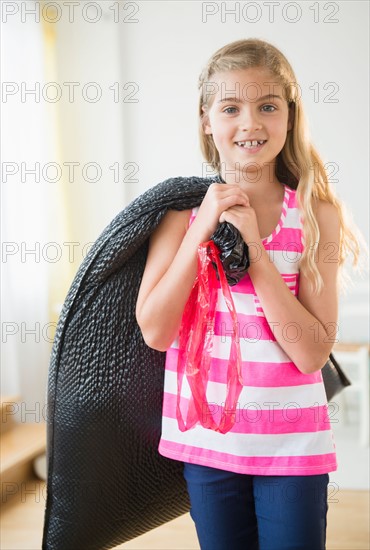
[235,140,267,149]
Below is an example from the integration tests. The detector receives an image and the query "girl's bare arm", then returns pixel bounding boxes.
[243,201,340,374]
[219,199,340,374]
[136,208,201,351]
[136,183,249,351]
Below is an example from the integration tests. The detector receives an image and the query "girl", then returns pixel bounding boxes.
[136,39,360,550]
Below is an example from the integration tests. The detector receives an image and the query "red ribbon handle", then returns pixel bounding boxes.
[176,241,243,434]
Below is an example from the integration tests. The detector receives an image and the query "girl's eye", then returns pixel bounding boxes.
[261,104,276,112]
[223,107,238,114]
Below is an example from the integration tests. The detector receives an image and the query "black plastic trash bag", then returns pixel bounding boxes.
[211,222,250,286]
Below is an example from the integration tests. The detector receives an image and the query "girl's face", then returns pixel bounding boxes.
[202,67,293,178]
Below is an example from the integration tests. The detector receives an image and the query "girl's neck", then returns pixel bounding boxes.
[219,162,283,202]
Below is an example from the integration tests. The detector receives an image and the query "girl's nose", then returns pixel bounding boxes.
[239,108,262,132]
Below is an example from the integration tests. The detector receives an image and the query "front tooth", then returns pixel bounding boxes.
[252,140,258,146]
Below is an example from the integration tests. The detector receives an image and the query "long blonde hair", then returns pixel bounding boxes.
[198,38,362,293]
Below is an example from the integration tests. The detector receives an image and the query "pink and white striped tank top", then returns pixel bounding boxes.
[158,184,337,476]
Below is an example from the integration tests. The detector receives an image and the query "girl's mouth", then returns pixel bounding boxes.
[235,140,267,152]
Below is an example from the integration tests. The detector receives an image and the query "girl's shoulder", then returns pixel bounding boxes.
[153,208,193,239]
[314,198,340,217]
[287,186,340,224]
[314,199,341,234]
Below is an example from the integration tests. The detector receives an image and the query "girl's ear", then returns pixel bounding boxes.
[287,102,295,131]
[201,105,212,135]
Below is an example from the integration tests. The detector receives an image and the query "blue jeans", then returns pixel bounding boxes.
[183,462,329,550]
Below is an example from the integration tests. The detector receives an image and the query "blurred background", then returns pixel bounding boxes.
[1,1,369,548]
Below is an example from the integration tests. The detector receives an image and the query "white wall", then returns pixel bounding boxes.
[1,15,52,404]
[54,7,126,247]
[1,1,126,405]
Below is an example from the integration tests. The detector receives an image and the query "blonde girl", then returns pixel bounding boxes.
[136,38,360,550]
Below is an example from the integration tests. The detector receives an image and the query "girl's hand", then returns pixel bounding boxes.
[219,203,261,245]
[192,183,250,239]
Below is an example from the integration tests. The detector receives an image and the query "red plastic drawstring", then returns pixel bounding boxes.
[176,240,243,434]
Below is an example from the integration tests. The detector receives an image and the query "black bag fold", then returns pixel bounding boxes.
[211,222,250,286]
